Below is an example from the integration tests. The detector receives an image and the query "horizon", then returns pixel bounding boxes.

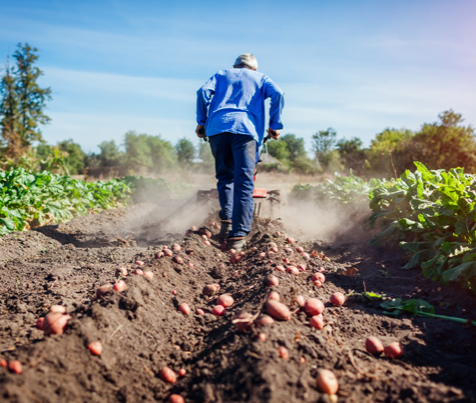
[1,0,475,154]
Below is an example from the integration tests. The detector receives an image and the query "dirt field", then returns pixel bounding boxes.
[1,203,475,403]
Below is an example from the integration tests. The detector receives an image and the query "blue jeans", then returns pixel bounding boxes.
[209,133,256,238]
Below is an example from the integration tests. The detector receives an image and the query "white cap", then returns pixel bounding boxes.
[233,53,258,70]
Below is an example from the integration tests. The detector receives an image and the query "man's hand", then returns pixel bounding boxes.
[267,128,280,140]
[196,125,206,138]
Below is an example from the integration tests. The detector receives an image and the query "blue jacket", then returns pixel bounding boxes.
[197,68,284,145]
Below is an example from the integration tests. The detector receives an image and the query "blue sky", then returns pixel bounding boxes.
[1,0,475,154]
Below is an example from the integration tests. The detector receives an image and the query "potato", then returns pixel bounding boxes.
[159,367,177,384]
[316,369,339,394]
[278,346,289,359]
[384,341,403,359]
[258,333,267,341]
[36,317,44,330]
[304,298,324,316]
[178,368,186,376]
[270,247,278,253]
[212,305,225,316]
[296,246,304,253]
[96,284,113,297]
[43,312,71,336]
[314,280,322,287]
[172,243,181,251]
[309,314,324,329]
[169,394,185,403]
[365,336,384,355]
[113,280,127,292]
[285,237,295,244]
[179,303,190,315]
[144,271,154,279]
[136,261,144,266]
[190,225,198,231]
[286,266,300,276]
[266,291,280,301]
[204,240,211,246]
[134,269,144,275]
[196,309,205,315]
[115,267,128,277]
[202,283,220,295]
[275,265,285,272]
[263,275,279,287]
[50,305,66,314]
[297,263,306,272]
[8,360,22,374]
[265,300,291,321]
[199,228,212,238]
[302,252,310,260]
[312,272,325,283]
[255,315,274,327]
[230,254,244,263]
[329,292,346,306]
[0,358,6,367]
[172,290,177,295]
[188,263,194,269]
[173,256,183,264]
[233,312,253,332]
[295,295,305,307]
[300,356,306,363]
[164,249,173,257]
[156,251,164,259]
[88,341,103,356]
[217,293,234,307]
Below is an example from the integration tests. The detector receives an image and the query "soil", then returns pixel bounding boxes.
[1,203,475,403]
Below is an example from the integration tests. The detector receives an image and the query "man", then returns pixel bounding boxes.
[196,53,285,251]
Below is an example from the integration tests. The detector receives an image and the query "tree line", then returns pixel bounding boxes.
[1,44,475,178]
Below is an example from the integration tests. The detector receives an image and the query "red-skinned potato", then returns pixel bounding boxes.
[50,305,66,313]
[178,368,186,376]
[0,358,6,367]
[270,247,278,253]
[266,291,280,301]
[258,333,267,341]
[302,252,310,260]
[316,369,339,395]
[286,237,295,244]
[230,254,244,264]
[43,312,71,336]
[136,260,144,266]
[8,360,22,374]
[115,267,128,277]
[217,293,234,307]
[304,298,325,316]
[144,271,154,279]
[202,283,220,295]
[88,341,103,355]
[265,300,291,321]
[159,367,177,384]
[172,243,181,251]
[173,256,183,264]
[312,272,325,283]
[204,240,211,246]
[134,269,144,275]
[263,275,279,287]
[36,317,44,330]
[113,280,127,292]
[169,394,185,403]
[179,303,190,315]
[278,346,289,359]
[164,249,173,257]
[296,246,304,253]
[384,341,403,359]
[96,283,113,297]
[287,266,300,276]
[212,305,225,316]
[201,234,208,240]
[233,312,253,332]
[256,315,274,327]
[314,280,322,287]
[196,308,205,315]
[297,263,306,272]
[156,251,164,259]
[275,265,285,272]
[309,314,324,329]
[330,292,346,306]
[365,336,384,355]
[190,225,197,231]
[296,295,305,307]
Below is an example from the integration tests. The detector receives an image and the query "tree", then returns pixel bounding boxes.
[175,138,196,165]
[57,139,87,174]
[0,43,52,157]
[268,133,315,174]
[267,139,290,165]
[337,137,366,173]
[98,140,123,167]
[198,140,214,170]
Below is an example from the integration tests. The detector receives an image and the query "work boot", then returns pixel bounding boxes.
[227,237,246,252]
[218,220,232,242]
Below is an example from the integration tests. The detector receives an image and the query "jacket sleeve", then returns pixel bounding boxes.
[196,74,217,125]
[264,77,285,130]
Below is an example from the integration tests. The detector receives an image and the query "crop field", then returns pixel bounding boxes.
[1,165,476,403]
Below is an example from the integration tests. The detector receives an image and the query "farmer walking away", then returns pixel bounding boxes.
[196,53,285,251]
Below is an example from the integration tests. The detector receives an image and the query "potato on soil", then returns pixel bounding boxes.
[115,267,128,277]
[296,246,304,253]
[285,237,295,244]
[172,243,181,251]
[258,333,267,341]
[316,369,339,395]
[295,295,305,307]
[179,303,190,315]
[169,394,185,403]
[0,358,6,367]
[275,265,285,272]
[233,312,254,332]
[278,346,289,359]
[217,293,234,307]
[155,251,164,258]
[43,312,71,336]
[190,225,197,231]
[178,368,186,376]
[88,341,103,356]
[287,266,300,275]
[256,315,274,327]
[297,263,306,272]
[202,283,220,295]
[312,272,325,283]
[309,314,324,329]
[113,280,127,292]
[173,256,183,264]
[384,341,403,359]
[263,275,279,287]
[134,269,144,275]
[329,292,346,306]
[164,249,173,257]
[304,298,324,316]
[8,360,22,374]
[265,300,291,321]
[266,291,280,301]
[204,240,211,246]
[36,317,44,330]
[196,309,205,315]
[199,228,212,238]
[366,336,384,355]
[212,305,226,316]
[144,271,154,279]
[96,283,113,297]
[136,260,144,266]
[159,367,177,384]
